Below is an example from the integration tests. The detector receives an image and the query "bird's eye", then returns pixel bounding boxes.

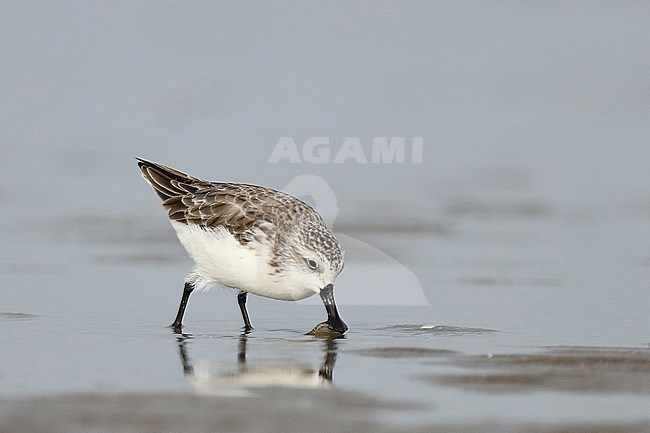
[306,259,318,270]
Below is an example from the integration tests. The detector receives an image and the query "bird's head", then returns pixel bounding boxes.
[280,220,344,294]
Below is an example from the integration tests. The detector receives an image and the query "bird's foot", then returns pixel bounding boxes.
[169,322,184,334]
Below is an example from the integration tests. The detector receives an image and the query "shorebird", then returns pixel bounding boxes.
[137,158,347,336]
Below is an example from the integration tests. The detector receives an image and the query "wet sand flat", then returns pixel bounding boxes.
[434,347,650,394]
[1,391,649,433]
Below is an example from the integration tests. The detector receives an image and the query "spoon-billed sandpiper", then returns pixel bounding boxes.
[137,158,347,336]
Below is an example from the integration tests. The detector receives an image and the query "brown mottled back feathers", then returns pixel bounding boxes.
[137,158,322,243]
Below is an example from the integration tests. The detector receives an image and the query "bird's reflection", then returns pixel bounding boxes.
[175,333,195,376]
[175,332,339,396]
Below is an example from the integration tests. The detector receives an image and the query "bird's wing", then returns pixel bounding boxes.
[137,158,309,243]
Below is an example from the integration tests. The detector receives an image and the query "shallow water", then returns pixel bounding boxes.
[1,185,650,431]
[1,284,650,431]
[2,182,650,432]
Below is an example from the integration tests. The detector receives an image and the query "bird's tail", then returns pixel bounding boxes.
[136,158,203,202]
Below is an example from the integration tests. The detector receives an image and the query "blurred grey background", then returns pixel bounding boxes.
[1,2,649,332]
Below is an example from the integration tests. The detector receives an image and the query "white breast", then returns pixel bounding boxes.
[171,221,317,301]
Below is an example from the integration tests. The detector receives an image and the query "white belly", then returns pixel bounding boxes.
[171,222,317,301]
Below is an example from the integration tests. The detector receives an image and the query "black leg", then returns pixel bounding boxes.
[170,281,194,333]
[237,291,253,332]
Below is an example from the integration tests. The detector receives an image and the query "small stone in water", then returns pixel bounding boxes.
[307,322,345,337]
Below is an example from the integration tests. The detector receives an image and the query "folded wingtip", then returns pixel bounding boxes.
[135,157,150,167]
